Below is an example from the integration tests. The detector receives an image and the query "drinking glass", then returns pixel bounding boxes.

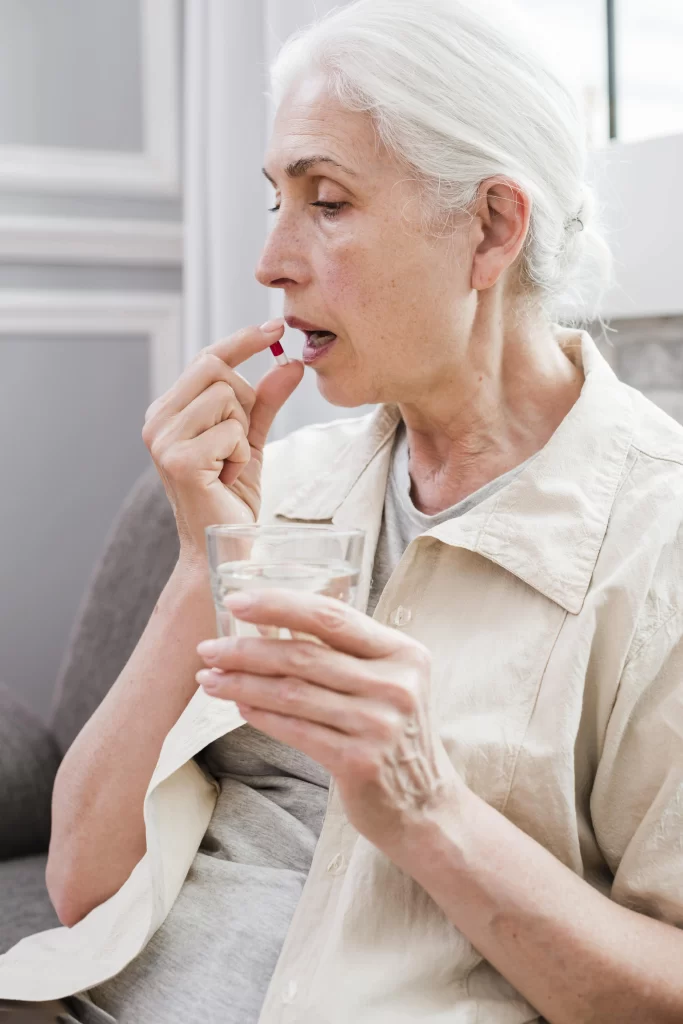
[205,524,366,641]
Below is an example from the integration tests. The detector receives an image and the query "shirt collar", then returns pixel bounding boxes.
[274,329,635,614]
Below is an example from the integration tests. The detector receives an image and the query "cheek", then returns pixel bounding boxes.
[318,250,374,323]
[327,239,399,306]
[316,226,437,342]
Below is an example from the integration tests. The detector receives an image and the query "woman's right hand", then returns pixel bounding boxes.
[142,320,304,568]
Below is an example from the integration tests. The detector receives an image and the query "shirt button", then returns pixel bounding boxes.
[282,979,298,1004]
[326,851,346,875]
[389,605,412,627]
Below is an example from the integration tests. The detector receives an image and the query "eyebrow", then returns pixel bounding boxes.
[261,156,358,185]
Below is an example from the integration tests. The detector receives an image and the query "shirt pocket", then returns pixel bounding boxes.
[408,550,568,813]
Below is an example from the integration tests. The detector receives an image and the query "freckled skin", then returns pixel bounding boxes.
[255,73,469,411]
[255,72,584,514]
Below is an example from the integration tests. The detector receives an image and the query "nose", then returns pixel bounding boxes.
[254,208,307,290]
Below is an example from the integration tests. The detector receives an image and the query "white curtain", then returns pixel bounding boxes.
[183,0,369,442]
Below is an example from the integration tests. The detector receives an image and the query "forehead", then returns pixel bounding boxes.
[264,74,378,176]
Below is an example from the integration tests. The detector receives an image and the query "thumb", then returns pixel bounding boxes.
[248,359,305,450]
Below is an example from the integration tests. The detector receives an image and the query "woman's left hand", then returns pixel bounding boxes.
[196,588,461,858]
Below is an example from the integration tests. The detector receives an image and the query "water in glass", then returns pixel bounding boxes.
[214,558,360,640]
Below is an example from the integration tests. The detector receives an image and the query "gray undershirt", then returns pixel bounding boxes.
[366,419,538,616]
[66,420,537,1024]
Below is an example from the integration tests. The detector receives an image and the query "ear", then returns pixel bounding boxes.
[470,178,530,292]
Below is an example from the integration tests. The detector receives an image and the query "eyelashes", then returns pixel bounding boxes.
[267,201,348,221]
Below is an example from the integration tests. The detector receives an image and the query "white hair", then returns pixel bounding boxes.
[268,0,613,323]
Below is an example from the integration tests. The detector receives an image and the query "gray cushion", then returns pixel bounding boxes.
[49,463,180,756]
[0,853,60,955]
[0,684,61,860]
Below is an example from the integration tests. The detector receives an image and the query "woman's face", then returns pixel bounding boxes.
[255,73,475,408]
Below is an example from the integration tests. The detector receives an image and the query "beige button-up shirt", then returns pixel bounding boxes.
[2,328,683,1022]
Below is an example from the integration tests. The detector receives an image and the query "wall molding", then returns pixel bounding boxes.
[0,0,180,198]
[0,290,183,401]
[0,216,183,267]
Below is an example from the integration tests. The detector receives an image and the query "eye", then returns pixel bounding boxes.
[267,201,348,221]
[310,201,347,220]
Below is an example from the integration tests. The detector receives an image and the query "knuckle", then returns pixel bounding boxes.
[208,353,227,371]
[363,707,400,741]
[141,421,154,447]
[193,346,214,363]
[142,404,158,429]
[226,671,245,694]
[213,379,235,400]
[159,444,190,477]
[388,681,420,716]
[229,637,250,658]
[143,405,165,440]
[213,381,249,423]
[223,416,244,438]
[148,437,164,462]
[315,603,347,633]
[197,351,224,374]
[279,678,304,707]
[288,644,316,675]
[242,386,257,413]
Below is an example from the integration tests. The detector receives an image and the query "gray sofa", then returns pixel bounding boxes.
[0,463,180,954]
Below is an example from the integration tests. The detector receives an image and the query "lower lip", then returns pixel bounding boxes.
[302,335,338,364]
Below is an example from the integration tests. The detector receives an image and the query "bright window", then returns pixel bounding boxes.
[516,0,609,147]
[516,0,683,145]
[617,0,683,142]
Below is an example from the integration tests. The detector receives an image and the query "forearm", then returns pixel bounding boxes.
[47,558,215,926]
[396,785,683,1024]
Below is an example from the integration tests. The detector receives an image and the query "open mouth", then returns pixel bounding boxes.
[303,330,338,364]
[305,330,337,348]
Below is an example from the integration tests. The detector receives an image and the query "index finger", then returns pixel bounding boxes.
[145,321,285,426]
[204,320,285,369]
[221,587,406,659]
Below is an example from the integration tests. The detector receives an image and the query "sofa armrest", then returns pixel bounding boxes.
[0,682,62,860]
[49,462,180,755]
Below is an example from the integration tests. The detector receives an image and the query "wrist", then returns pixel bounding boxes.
[175,549,210,580]
[172,555,213,599]
[388,773,475,882]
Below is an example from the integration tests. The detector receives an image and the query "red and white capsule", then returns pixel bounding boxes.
[269,340,289,366]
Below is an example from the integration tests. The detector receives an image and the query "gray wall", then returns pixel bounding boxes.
[0,0,143,152]
[0,0,183,726]
[598,316,683,422]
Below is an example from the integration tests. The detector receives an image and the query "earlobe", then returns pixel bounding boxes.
[471,265,497,291]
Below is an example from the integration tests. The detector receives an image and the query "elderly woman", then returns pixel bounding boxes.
[2,1,683,1022]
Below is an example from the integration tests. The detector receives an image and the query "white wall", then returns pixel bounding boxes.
[591,133,683,319]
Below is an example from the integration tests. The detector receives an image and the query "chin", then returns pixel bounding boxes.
[314,373,375,409]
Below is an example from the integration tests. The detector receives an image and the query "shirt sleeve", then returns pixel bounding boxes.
[590,611,683,927]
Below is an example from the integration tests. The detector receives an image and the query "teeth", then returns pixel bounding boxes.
[308,331,336,348]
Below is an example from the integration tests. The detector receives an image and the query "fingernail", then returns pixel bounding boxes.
[260,318,284,333]
[196,668,223,684]
[197,640,220,657]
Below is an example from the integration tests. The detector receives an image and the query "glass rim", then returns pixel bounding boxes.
[204,523,365,538]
